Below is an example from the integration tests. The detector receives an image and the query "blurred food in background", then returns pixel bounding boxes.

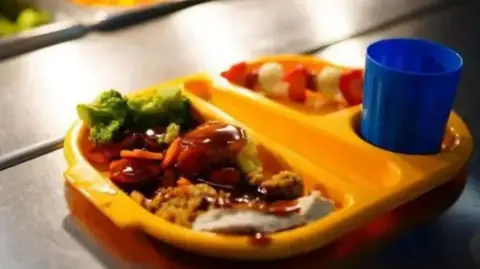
[0,0,52,37]
[72,0,165,8]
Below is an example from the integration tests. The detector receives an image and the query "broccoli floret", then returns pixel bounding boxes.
[237,137,263,174]
[89,121,122,144]
[76,87,191,143]
[127,87,191,129]
[158,123,180,145]
[76,89,129,144]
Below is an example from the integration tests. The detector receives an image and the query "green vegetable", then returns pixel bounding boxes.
[127,87,191,128]
[0,0,52,37]
[76,89,129,143]
[16,8,51,31]
[0,16,16,36]
[77,87,191,144]
[89,121,123,145]
[0,0,27,21]
[237,137,263,174]
[158,123,180,145]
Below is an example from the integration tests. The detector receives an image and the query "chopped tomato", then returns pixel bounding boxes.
[284,65,307,103]
[339,69,363,106]
[245,70,259,89]
[305,70,317,91]
[221,62,249,86]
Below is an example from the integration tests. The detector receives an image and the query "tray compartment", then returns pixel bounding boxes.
[184,76,402,189]
[64,79,363,260]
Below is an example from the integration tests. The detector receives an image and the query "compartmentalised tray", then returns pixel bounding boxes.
[63,55,473,260]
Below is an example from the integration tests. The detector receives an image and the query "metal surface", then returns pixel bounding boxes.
[0,150,124,269]
[0,136,63,171]
[0,0,457,161]
[0,21,86,61]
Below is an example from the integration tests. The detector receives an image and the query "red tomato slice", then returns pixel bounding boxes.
[221,62,248,86]
[305,70,317,91]
[339,69,363,106]
[284,65,307,103]
[245,70,258,89]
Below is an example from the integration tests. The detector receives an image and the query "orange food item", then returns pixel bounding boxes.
[83,141,109,164]
[162,138,181,168]
[177,177,192,186]
[109,158,129,171]
[120,149,164,160]
[85,148,109,164]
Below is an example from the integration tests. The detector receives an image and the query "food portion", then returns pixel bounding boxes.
[0,0,52,37]
[72,0,164,8]
[77,87,335,238]
[221,60,364,111]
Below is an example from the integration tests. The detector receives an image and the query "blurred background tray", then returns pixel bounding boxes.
[0,0,208,60]
[0,20,86,60]
[33,0,209,30]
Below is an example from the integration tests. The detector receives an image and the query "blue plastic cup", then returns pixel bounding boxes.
[361,38,463,154]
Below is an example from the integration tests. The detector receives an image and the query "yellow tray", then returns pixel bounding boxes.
[63,55,473,260]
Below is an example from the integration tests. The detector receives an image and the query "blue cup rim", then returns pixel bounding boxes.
[366,37,463,76]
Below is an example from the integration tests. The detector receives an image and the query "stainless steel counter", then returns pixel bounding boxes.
[0,0,479,268]
[0,151,120,269]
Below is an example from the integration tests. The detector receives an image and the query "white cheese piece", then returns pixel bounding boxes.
[305,93,327,110]
[192,191,334,233]
[257,62,288,97]
[334,92,346,104]
[316,66,343,100]
[267,81,289,97]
